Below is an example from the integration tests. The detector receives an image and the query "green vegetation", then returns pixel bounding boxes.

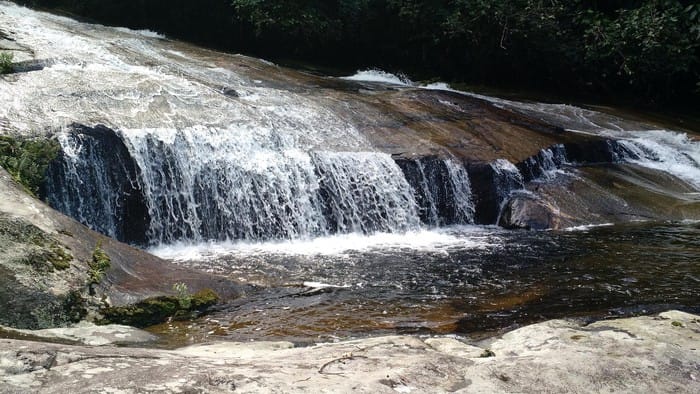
[0,136,60,197]
[0,52,12,74]
[88,240,111,285]
[173,282,192,309]
[12,0,700,105]
[100,288,220,327]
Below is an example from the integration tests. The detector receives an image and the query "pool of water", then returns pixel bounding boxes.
[146,220,700,347]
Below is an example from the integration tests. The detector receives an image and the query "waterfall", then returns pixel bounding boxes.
[311,152,421,234]
[45,125,476,245]
[490,159,525,224]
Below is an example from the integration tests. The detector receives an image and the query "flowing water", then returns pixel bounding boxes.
[1,2,699,347]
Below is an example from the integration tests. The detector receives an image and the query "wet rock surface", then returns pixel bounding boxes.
[0,310,698,393]
[0,167,243,328]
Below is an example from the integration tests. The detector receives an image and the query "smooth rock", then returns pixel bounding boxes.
[0,322,156,346]
[0,311,697,393]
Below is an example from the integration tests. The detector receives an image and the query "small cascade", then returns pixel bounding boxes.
[443,159,476,223]
[490,160,526,223]
[612,131,700,189]
[517,144,568,182]
[46,125,486,245]
[466,159,525,225]
[395,156,474,226]
[121,127,430,244]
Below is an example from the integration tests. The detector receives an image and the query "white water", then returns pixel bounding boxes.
[605,130,700,189]
[150,225,498,260]
[341,69,414,86]
[443,159,476,222]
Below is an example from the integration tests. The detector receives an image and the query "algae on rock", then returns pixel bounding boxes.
[0,52,12,74]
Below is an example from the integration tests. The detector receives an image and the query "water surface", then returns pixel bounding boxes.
[147,221,700,347]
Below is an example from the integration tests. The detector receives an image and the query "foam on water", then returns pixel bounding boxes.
[563,223,615,232]
[113,27,166,39]
[150,226,498,260]
[341,69,414,86]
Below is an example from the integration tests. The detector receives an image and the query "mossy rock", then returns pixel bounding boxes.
[100,289,220,328]
[191,288,219,309]
[0,135,60,197]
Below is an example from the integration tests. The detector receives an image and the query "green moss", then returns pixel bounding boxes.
[172,282,191,309]
[671,321,684,327]
[100,288,220,328]
[0,136,60,197]
[0,52,12,74]
[88,240,111,285]
[191,288,219,309]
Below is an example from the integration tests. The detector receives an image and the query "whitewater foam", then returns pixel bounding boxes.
[563,223,615,232]
[149,226,498,260]
[341,69,414,86]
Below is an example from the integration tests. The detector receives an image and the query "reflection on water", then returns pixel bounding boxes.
[147,221,700,347]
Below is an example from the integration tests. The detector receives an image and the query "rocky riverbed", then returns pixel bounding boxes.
[1,310,699,393]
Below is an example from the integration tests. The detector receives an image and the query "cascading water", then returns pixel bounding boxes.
[489,159,526,223]
[394,156,474,226]
[518,144,569,182]
[46,124,475,245]
[0,3,477,245]
[609,130,700,190]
